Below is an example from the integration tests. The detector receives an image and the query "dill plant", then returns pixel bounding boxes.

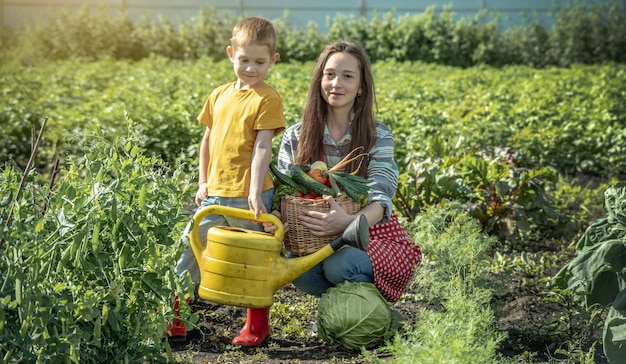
[368,203,503,364]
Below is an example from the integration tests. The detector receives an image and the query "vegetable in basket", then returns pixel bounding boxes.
[317,281,404,350]
[309,146,371,204]
[290,164,336,197]
[268,148,372,208]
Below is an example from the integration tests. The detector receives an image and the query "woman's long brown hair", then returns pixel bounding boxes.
[295,40,376,177]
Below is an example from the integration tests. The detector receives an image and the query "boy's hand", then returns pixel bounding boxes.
[195,183,208,206]
[248,195,266,220]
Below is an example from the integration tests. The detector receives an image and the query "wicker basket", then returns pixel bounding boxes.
[280,194,362,256]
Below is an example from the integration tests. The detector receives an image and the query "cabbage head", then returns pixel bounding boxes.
[317,281,403,350]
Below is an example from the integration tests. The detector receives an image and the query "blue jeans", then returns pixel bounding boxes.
[176,190,274,284]
[289,246,374,297]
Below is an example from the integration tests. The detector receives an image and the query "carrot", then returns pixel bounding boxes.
[328,146,368,174]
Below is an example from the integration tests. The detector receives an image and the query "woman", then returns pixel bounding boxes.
[267,40,422,303]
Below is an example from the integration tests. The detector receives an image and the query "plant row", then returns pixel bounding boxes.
[1,2,625,67]
[2,59,625,242]
[3,59,624,177]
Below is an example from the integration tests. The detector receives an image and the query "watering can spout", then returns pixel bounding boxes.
[189,205,369,308]
[278,213,370,283]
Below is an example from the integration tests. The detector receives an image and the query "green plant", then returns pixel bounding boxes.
[18,5,143,64]
[0,24,17,59]
[547,3,626,66]
[395,136,560,245]
[553,341,597,364]
[273,12,326,63]
[0,128,193,362]
[548,175,615,242]
[368,203,502,363]
[552,181,626,363]
[176,7,236,61]
[5,3,625,67]
[270,296,317,340]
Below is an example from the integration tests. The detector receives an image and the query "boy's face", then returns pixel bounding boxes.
[227,44,279,89]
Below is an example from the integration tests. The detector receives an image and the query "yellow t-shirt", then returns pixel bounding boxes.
[197,82,285,197]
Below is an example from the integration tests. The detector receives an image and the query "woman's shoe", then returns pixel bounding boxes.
[231,307,271,346]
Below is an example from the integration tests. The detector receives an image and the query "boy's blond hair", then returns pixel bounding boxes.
[230,17,277,54]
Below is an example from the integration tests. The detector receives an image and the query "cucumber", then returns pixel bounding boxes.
[269,163,307,193]
[290,165,336,197]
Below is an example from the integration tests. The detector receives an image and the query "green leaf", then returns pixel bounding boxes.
[35,219,45,233]
[604,289,626,362]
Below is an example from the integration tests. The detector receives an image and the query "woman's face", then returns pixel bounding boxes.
[321,52,362,111]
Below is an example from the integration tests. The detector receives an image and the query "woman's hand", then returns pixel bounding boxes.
[298,195,353,237]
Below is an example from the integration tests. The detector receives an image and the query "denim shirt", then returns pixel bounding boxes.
[277,121,399,224]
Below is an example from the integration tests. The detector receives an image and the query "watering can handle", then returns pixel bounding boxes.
[191,205,284,242]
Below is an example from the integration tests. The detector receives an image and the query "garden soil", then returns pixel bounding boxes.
[169,246,610,364]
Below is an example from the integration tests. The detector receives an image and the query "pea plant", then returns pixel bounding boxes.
[0,127,193,363]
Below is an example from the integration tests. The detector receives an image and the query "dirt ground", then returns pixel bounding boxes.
[169,284,378,364]
[169,248,610,364]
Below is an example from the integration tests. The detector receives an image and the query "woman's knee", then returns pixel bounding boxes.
[291,264,331,297]
[323,248,373,284]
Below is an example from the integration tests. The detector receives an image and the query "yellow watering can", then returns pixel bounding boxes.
[189,205,369,308]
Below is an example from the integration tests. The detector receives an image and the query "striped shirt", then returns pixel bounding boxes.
[277,121,399,223]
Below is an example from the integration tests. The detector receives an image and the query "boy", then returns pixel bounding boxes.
[169,16,285,346]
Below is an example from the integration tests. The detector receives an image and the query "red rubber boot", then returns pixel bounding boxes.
[231,307,271,346]
[166,296,188,342]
